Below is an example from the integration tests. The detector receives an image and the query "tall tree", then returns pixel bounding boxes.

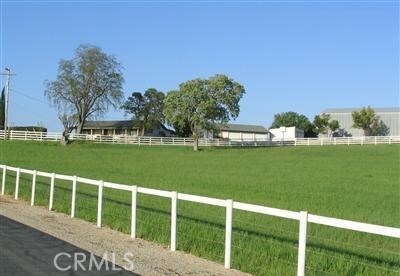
[0,87,4,127]
[164,74,245,151]
[328,120,340,136]
[314,113,340,137]
[121,88,165,136]
[313,113,330,135]
[270,111,317,137]
[352,106,384,136]
[45,44,124,134]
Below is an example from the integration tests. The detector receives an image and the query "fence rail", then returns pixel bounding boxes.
[1,164,399,276]
[1,130,399,147]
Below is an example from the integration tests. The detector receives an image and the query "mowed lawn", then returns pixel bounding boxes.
[0,141,399,275]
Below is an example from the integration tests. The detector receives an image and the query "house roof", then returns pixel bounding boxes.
[321,107,400,114]
[83,120,174,133]
[83,120,139,129]
[219,123,268,133]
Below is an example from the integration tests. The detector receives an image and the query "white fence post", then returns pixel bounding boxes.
[1,165,6,195]
[375,136,377,145]
[171,191,178,251]
[224,199,233,269]
[30,170,37,206]
[15,168,20,200]
[49,173,55,210]
[71,176,77,218]
[131,185,137,239]
[97,180,104,228]
[297,211,308,276]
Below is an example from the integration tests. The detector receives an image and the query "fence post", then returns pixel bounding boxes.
[25,131,27,140]
[224,199,233,269]
[31,170,37,206]
[334,138,337,145]
[297,211,308,276]
[361,136,364,146]
[1,165,6,195]
[375,136,377,145]
[49,173,55,210]
[347,137,350,146]
[15,168,20,200]
[131,185,137,239]
[71,176,77,218]
[294,138,297,146]
[97,180,104,228]
[307,138,310,146]
[171,191,178,251]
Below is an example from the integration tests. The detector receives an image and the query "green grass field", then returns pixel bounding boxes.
[0,141,399,275]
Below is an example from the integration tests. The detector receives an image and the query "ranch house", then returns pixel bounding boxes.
[203,123,270,140]
[81,120,174,137]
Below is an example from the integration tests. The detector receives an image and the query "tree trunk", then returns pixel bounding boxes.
[76,121,84,134]
[193,134,199,151]
[61,130,69,146]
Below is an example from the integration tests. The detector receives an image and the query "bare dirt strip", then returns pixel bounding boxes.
[0,196,248,276]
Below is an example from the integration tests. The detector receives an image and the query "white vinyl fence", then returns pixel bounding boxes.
[1,164,399,276]
[1,130,399,147]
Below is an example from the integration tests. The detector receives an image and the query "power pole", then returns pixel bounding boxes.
[1,68,16,140]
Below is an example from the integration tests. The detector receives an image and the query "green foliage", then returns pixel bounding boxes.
[328,119,340,133]
[314,114,340,136]
[1,141,399,275]
[45,44,124,134]
[371,119,390,136]
[0,87,4,127]
[164,74,245,150]
[270,111,317,137]
[122,88,165,135]
[313,113,330,134]
[351,106,386,136]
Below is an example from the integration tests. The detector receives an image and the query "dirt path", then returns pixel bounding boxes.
[0,196,248,276]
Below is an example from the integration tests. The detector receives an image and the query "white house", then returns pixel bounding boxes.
[269,126,304,141]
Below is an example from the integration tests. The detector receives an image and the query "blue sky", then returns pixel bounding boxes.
[1,0,399,131]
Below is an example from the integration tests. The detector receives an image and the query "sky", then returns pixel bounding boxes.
[1,0,399,131]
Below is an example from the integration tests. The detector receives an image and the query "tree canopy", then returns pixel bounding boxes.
[270,111,317,137]
[121,88,165,136]
[164,74,245,150]
[45,44,124,136]
[352,106,388,136]
[313,113,340,137]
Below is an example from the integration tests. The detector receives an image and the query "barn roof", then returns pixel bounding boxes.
[321,107,400,114]
[219,123,268,133]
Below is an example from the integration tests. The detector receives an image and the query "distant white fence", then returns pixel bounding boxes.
[0,130,399,147]
[1,164,399,276]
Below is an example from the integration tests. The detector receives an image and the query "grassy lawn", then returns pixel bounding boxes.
[0,141,399,275]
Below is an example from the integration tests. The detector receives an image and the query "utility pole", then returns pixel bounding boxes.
[1,68,16,140]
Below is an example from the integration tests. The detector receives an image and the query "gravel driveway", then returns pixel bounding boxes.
[0,196,248,276]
